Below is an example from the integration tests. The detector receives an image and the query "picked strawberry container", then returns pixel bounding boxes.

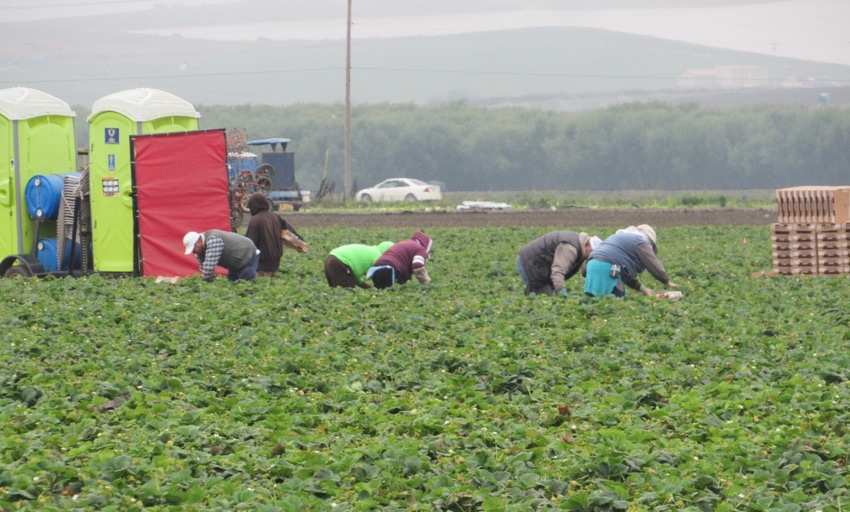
[656,291,683,300]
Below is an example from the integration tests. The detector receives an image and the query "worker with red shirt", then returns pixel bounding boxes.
[367,231,432,289]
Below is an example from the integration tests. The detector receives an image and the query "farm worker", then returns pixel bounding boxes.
[183,229,259,282]
[517,231,602,296]
[244,192,305,277]
[324,241,394,288]
[367,231,433,289]
[584,224,678,297]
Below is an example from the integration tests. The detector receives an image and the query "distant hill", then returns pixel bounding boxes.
[1,6,848,109]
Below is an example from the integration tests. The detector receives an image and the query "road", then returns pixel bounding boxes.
[277,208,778,229]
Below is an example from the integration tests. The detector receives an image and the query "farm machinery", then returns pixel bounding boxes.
[226,128,304,229]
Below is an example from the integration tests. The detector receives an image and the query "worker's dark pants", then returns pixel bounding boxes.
[324,255,359,288]
[228,250,260,281]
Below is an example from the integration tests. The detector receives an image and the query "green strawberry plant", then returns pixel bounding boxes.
[1,225,848,511]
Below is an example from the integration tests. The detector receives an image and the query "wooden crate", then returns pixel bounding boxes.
[819,266,850,275]
[281,229,310,253]
[816,223,850,241]
[775,265,819,276]
[773,255,818,275]
[770,220,850,276]
[771,241,817,251]
[776,186,850,224]
[816,224,850,275]
[817,239,849,251]
[771,223,818,243]
[775,249,818,259]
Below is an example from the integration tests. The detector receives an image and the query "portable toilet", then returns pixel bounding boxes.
[87,88,199,273]
[0,87,76,260]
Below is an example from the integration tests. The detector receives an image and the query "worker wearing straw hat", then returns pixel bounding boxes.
[584,224,678,297]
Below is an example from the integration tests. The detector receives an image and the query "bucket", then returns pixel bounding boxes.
[37,238,83,272]
[25,173,80,220]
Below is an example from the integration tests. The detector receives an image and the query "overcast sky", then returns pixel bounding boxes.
[4,0,849,66]
[1,0,224,21]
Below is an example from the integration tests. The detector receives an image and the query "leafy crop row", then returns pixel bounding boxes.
[1,225,848,511]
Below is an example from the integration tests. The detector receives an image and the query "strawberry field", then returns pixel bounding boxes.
[2,223,849,511]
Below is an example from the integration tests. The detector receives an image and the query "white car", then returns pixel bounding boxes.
[356,178,442,202]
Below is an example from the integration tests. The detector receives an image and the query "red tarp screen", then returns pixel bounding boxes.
[132,129,231,277]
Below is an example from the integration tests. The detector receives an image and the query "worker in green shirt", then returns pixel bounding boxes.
[325,241,394,288]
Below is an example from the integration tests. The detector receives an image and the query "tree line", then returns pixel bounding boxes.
[76,100,850,193]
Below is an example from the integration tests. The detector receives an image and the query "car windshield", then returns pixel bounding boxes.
[408,179,428,186]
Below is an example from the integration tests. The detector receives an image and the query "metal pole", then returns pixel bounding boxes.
[344,0,353,200]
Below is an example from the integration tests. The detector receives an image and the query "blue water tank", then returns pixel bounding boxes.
[37,238,83,271]
[25,173,81,220]
[25,175,65,219]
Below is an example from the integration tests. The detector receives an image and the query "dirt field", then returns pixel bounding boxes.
[282,208,777,229]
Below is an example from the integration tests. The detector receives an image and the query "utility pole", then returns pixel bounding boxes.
[344,0,352,200]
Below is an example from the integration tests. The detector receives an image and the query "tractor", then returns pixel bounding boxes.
[226,129,303,229]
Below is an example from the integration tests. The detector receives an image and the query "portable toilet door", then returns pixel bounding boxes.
[87,88,199,273]
[0,87,76,260]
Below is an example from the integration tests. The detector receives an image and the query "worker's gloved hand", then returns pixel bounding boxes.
[413,267,431,285]
[559,289,568,296]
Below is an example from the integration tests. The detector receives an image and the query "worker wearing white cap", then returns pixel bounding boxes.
[584,224,678,297]
[183,229,259,282]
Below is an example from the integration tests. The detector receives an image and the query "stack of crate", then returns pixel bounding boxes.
[771,224,818,275]
[816,224,850,275]
[772,186,850,275]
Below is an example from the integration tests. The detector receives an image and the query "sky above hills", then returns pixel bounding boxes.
[4,0,849,66]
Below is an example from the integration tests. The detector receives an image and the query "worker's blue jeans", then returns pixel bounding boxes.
[228,250,260,281]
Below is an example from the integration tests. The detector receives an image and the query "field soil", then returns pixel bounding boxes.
[282,208,777,229]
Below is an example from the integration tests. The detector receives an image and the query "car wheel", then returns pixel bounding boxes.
[360,194,372,202]
[404,194,417,202]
